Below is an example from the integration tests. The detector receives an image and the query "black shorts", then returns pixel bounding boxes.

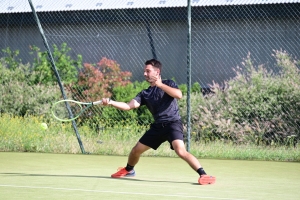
[139,120,184,150]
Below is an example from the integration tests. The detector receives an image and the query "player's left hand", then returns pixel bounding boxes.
[150,74,162,87]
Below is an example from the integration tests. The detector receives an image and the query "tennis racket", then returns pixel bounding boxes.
[51,99,103,122]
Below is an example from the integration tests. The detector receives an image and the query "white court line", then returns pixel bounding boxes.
[0,184,246,200]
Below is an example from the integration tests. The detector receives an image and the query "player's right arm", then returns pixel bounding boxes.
[102,98,140,111]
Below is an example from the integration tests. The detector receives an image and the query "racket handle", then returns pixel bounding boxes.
[93,100,103,105]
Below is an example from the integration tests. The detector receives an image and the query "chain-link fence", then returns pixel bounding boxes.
[1,0,300,152]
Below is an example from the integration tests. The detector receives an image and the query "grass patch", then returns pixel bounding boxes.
[0,114,299,162]
[189,141,300,162]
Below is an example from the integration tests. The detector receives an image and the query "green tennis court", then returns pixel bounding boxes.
[0,152,299,200]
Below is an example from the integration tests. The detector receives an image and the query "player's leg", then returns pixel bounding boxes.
[111,124,164,178]
[172,139,216,185]
[127,141,151,166]
[111,142,150,178]
[171,139,201,170]
[168,121,216,185]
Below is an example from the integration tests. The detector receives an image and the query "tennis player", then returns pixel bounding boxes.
[102,59,216,185]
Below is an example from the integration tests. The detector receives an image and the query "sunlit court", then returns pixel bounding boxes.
[0,153,299,200]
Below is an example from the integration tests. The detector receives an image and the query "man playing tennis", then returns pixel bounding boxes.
[102,59,216,185]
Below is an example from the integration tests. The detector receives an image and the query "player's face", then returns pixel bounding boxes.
[144,64,159,83]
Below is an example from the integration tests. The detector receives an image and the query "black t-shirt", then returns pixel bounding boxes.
[134,79,181,123]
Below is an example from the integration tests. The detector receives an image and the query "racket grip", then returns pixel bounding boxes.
[93,100,103,105]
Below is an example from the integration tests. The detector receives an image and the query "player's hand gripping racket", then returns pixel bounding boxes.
[51,99,103,122]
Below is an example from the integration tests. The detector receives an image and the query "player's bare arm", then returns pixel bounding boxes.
[157,83,182,99]
[102,98,140,110]
[151,74,182,99]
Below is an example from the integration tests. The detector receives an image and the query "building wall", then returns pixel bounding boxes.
[1,5,299,86]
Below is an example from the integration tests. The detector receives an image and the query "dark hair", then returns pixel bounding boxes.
[145,59,162,71]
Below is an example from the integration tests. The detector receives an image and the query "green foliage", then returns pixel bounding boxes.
[2,44,299,148]
[112,80,149,102]
[189,51,300,146]
[69,57,136,126]
[1,43,81,117]
[77,80,153,127]
[30,43,82,85]
[1,47,21,70]
[178,82,201,94]
[111,80,152,124]
[0,59,61,117]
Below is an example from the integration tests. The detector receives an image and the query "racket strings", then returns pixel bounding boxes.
[52,101,83,121]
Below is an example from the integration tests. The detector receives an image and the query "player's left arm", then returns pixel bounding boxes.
[153,75,182,99]
[157,83,182,99]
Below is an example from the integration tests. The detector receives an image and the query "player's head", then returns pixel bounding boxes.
[145,59,162,75]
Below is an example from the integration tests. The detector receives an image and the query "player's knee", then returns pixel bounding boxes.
[175,148,188,159]
[130,146,143,156]
[130,147,138,155]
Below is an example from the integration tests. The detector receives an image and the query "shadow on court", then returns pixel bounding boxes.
[0,172,195,184]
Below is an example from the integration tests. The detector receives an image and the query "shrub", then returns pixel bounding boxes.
[70,57,132,102]
[189,51,300,146]
[0,81,61,117]
[1,47,21,70]
[110,80,152,124]
[0,59,61,117]
[178,81,201,94]
[67,57,134,126]
[30,43,82,85]
[76,80,153,129]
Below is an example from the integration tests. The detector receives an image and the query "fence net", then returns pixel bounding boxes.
[1,0,300,151]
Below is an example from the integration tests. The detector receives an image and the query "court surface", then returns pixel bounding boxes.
[0,152,299,200]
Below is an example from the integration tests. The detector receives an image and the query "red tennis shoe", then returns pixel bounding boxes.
[198,175,216,185]
[111,167,136,178]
